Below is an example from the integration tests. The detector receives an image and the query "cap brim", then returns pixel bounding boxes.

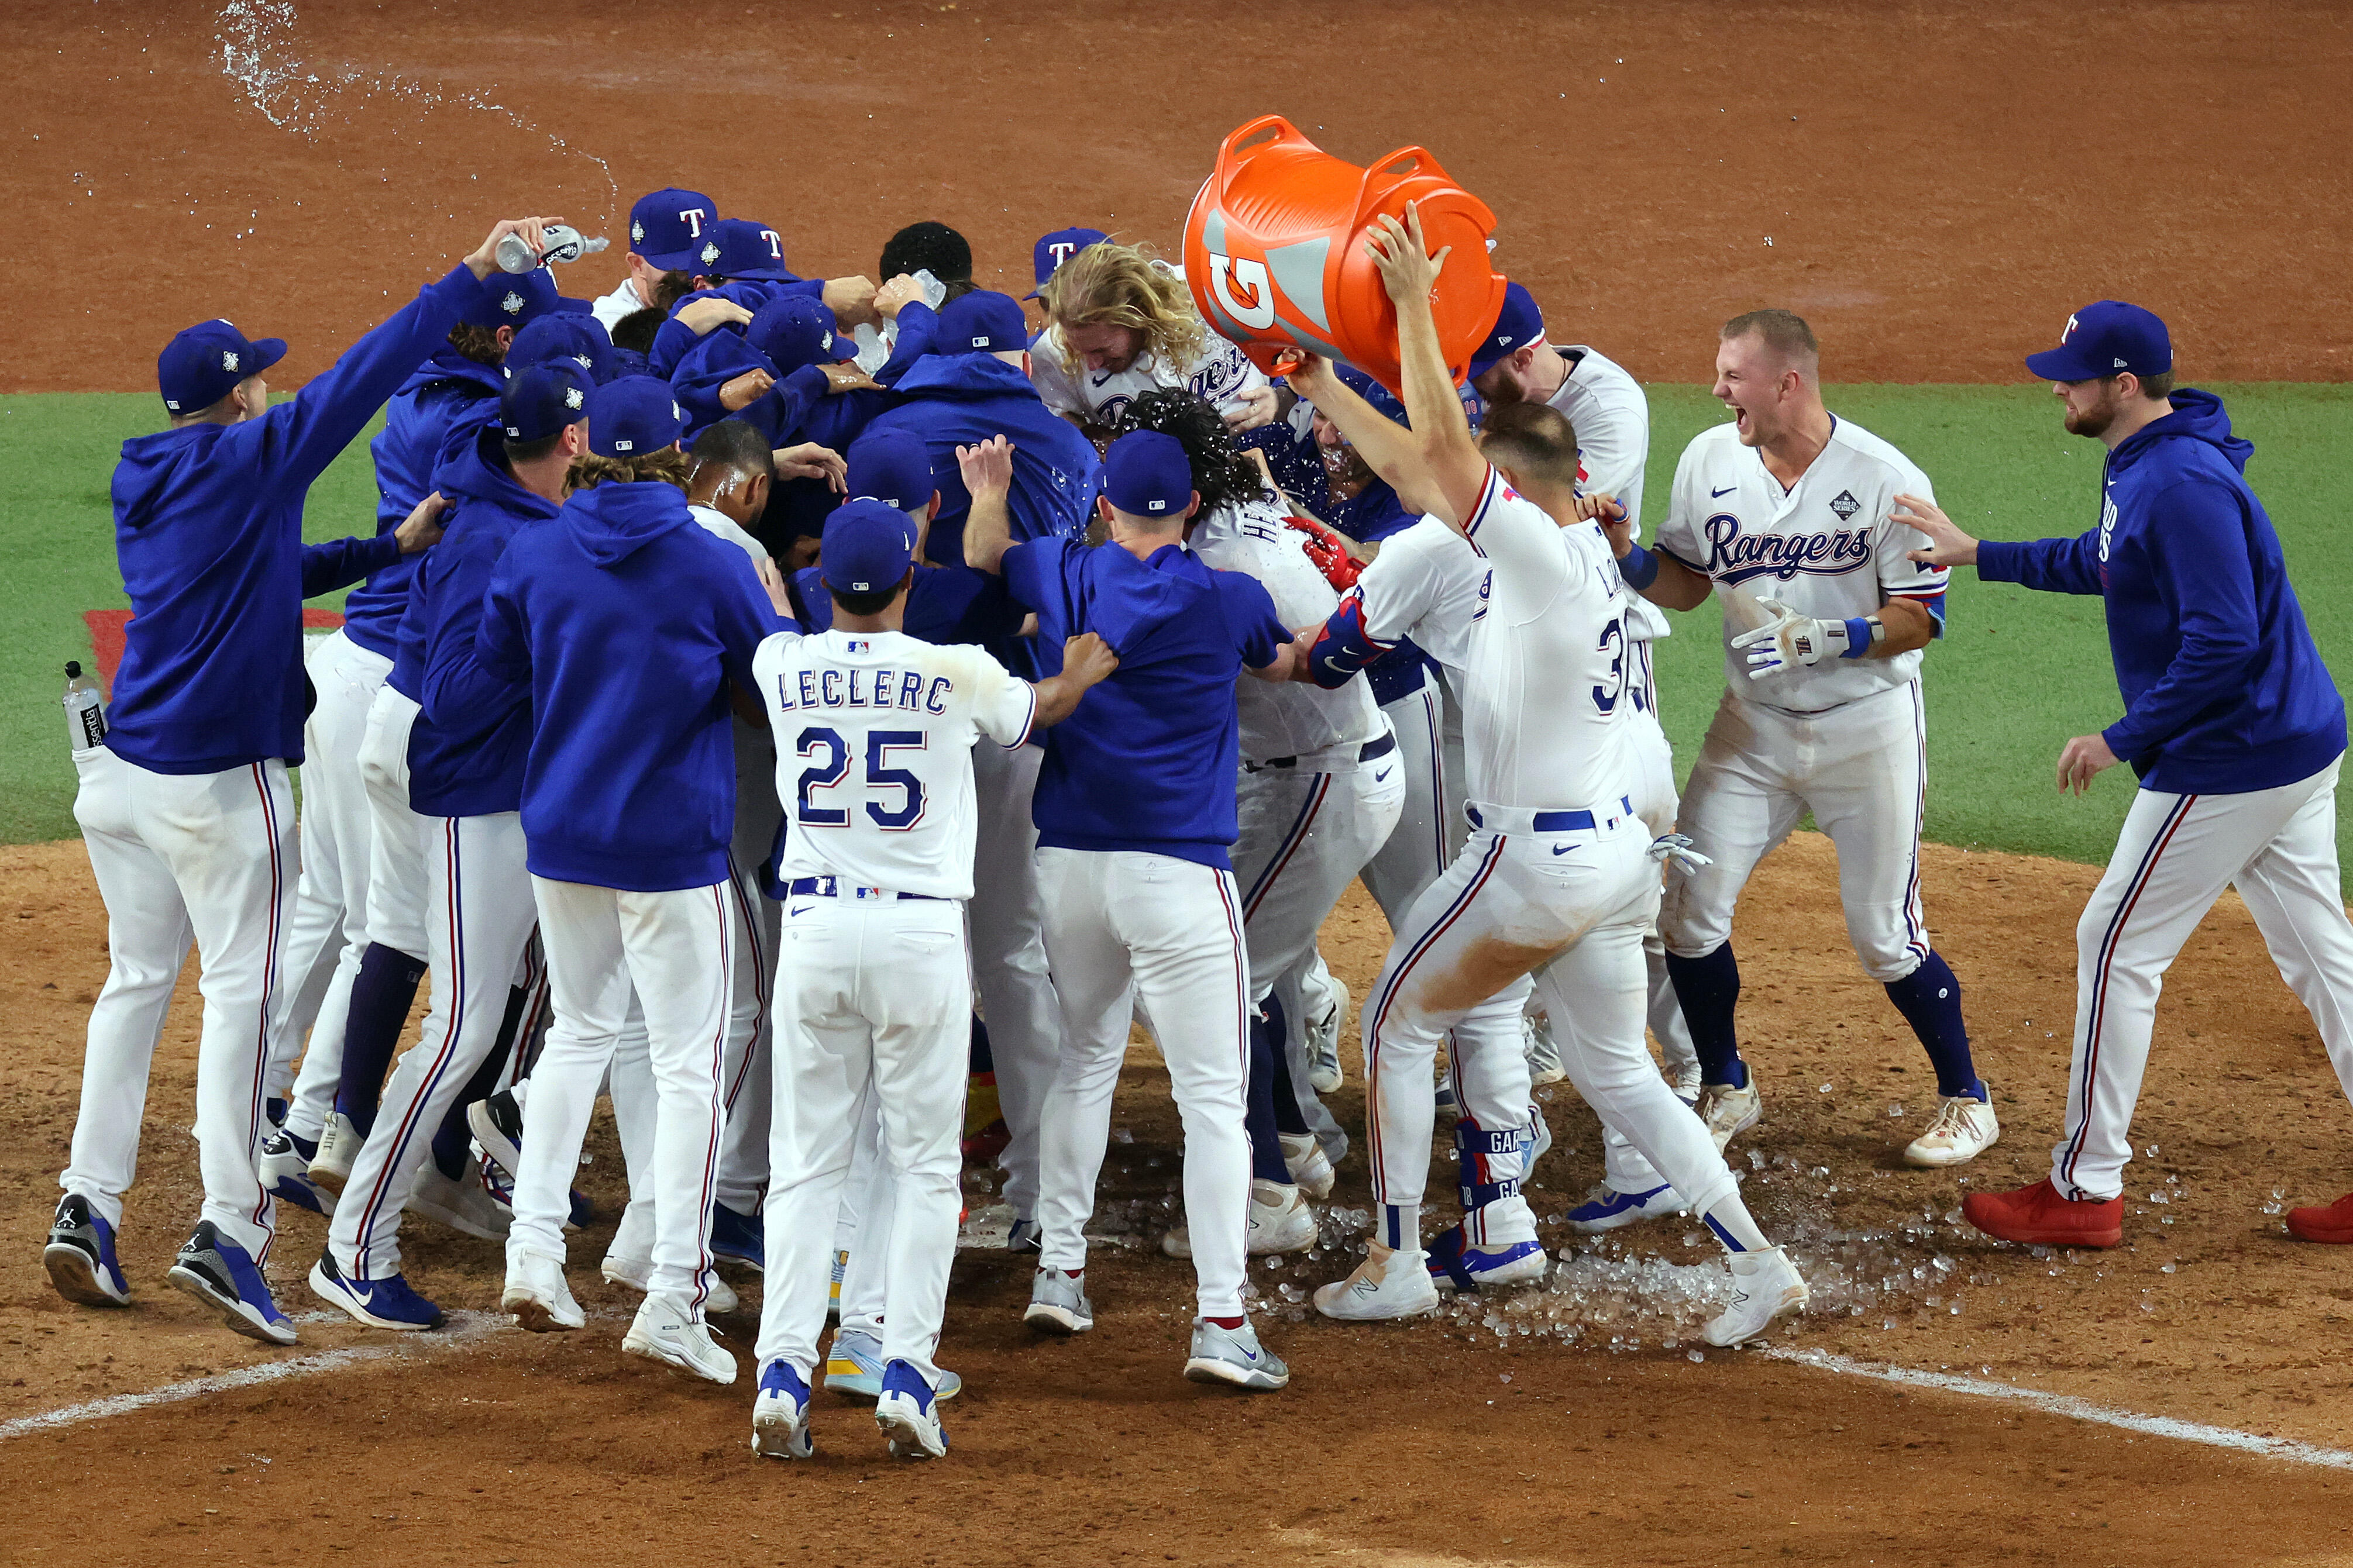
[249,338,290,375]
[728,265,800,283]
[2024,346,2108,381]
[554,295,595,316]
[640,245,703,272]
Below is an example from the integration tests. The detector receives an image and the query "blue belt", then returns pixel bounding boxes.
[1464,797,1633,833]
[1253,731,1398,771]
[785,876,943,902]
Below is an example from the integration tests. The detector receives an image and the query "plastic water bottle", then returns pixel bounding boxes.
[494,225,610,274]
[851,269,948,374]
[63,661,106,750]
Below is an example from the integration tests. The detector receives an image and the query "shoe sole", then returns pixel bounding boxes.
[1432,1255,1549,1293]
[264,1174,337,1217]
[307,1261,445,1331]
[503,1289,584,1332]
[2286,1222,2353,1243]
[466,1100,525,1174]
[1967,1219,2123,1247]
[1183,1356,1289,1391]
[408,1194,509,1242]
[167,1263,297,1345]
[1023,1304,1092,1335]
[44,1242,128,1308]
[622,1329,738,1386]
[1307,1068,1343,1095]
[827,1371,883,1401]
[1702,1288,1808,1348]
[878,1405,948,1458]
[1704,1105,1762,1152]
[1312,1287,1442,1322]
[751,1408,814,1460]
[1903,1140,1996,1169]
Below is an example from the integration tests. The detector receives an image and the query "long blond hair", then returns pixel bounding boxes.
[1039,240,1206,375]
[564,448,694,494]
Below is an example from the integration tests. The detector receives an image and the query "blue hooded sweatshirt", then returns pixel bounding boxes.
[1005,536,1288,870]
[477,478,787,890]
[405,421,561,818]
[1978,389,2345,794]
[104,265,487,775]
[648,280,821,380]
[342,347,507,659]
[861,352,1099,678]
[670,303,938,444]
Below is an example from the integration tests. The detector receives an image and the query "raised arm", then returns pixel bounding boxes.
[1368,205,1487,531]
[957,435,1018,577]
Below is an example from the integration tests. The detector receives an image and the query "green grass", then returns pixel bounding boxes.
[4,386,2350,876]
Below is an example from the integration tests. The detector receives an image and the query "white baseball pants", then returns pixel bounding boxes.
[969,740,1060,1221]
[507,877,732,1308]
[756,894,969,1391]
[1664,680,1933,983]
[332,812,537,1278]
[714,761,782,1214]
[2053,754,2353,1201]
[271,629,394,1143]
[357,684,430,962]
[1034,848,1254,1318]
[1358,683,1463,928]
[61,746,293,1258]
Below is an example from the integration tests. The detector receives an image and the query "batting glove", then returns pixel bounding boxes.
[1729,598,1864,678]
[1284,515,1364,591]
[1648,833,1712,875]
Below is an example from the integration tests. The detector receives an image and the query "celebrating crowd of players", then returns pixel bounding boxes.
[44,185,2353,1463]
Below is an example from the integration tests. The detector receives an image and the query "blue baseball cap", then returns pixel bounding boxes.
[820,498,917,595]
[1332,364,1409,428]
[749,296,844,374]
[1027,226,1107,298]
[628,187,721,272]
[698,218,796,282]
[500,361,595,443]
[462,266,589,330]
[505,314,617,385]
[2025,301,2173,383]
[157,319,286,414]
[587,375,684,457]
[1102,430,1194,520]
[936,290,1029,354]
[1467,281,1542,380]
[845,429,937,512]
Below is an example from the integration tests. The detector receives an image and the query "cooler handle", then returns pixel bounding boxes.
[1216,115,1320,187]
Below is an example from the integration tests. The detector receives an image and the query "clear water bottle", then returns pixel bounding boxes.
[851,268,948,374]
[494,225,610,274]
[63,660,106,749]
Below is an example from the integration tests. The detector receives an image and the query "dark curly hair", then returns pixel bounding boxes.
[1112,389,1271,518]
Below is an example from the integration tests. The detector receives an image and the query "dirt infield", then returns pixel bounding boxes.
[11,830,2353,1564]
[9,0,2351,394]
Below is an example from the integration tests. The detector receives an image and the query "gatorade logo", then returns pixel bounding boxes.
[1208,251,1276,332]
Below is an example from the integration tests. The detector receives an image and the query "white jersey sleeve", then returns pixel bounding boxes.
[690,503,772,564]
[1461,467,1573,628]
[962,644,1041,749]
[1024,321,1267,426]
[1349,517,1490,680]
[1546,345,1667,644]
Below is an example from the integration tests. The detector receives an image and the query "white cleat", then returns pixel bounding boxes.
[598,1252,735,1313]
[307,1111,362,1192]
[1701,1246,1808,1347]
[1692,1081,1762,1152]
[1313,1240,1442,1321]
[1280,1132,1336,1200]
[408,1163,511,1240]
[622,1293,738,1385]
[502,1249,585,1332]
[1162,1179,1317,1259]
[1305,973,1348,1095]
[1522,1012,1567,1087]
[752,1359,816,1460]
[1903,1090,2000,1168]
[1023,1269,1095,1335]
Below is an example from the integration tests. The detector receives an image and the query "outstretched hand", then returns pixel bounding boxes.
[463,219,562,281]
[1364,204,1450,309]
[1897,494,1979,568]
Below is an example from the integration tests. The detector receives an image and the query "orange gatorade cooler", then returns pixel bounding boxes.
[1182,115,1508,393]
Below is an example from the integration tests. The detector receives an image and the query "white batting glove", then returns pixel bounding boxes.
[1649,833,1712,876]
[1729,598,1854,679]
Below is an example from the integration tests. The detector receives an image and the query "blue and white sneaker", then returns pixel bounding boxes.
[1425,1225,1549,1293]
[308,1247,445,1331]
[1566,1181,1684,1234]
[711,1202,763,1267]
[44,1194,130,1307]
[824,1328,964,1402]
[1005,1215,1043,1254]
[875,1359,950,1458]
[751,1359,815,1460]
[258,1131,337,1218]
[167,1222,297,1345]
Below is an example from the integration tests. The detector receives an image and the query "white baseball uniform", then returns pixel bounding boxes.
[1028,322,1268,430]
[751,628,1037,1393]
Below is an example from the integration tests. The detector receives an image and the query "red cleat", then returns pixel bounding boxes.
[2286,1193,2353,1243]
[1963,1177,2124,1248]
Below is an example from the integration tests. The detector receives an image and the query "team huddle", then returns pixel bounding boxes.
[43,184,2353,1463]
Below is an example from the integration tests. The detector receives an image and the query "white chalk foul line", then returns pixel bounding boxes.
[0,1309,504,1442]
[1766,1346,2353,1472]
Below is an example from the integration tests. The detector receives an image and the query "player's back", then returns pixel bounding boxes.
[1455,467,1636,811]
[1190,495,1381,761]
[756,628,1037,901]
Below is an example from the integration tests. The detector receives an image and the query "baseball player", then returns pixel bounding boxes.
[43,216,544,1340]
[1292,209,1805,1347]
[748,500,1118,1462]
[307,363,594,1331]
[477,376,784,1384]
[1462,284,1707,1227]
[1023,226,1107,318]
[861,291,1101,1253]
[1895,303,2353,1248]
[879,221,979,308]
[1030,240,1284,440]
[1617,308,1996,1170]
[1112,390,1401,1254]
[962,429,1298,1390]
[593,187,720,332]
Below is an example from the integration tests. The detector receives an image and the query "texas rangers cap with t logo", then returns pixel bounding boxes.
[460,266,590,330]
[500,361,595,443]
[845,428,937,513]
[586,375,685,456]
[156,319,287,413]
[1027,226,1107,298]
[628,187,720,271]
[1467,281,1543,380]
[820,498,917,595]
[2024,300,2173,382]
[504,314,617,385]
[1102,429,1194,519]
[935,291,1028,354]
[701,218,797,282]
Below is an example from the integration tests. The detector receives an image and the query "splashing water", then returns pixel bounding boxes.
[215,0,618,220]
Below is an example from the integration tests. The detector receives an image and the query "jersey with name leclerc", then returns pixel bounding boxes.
[754,628,1037,901]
